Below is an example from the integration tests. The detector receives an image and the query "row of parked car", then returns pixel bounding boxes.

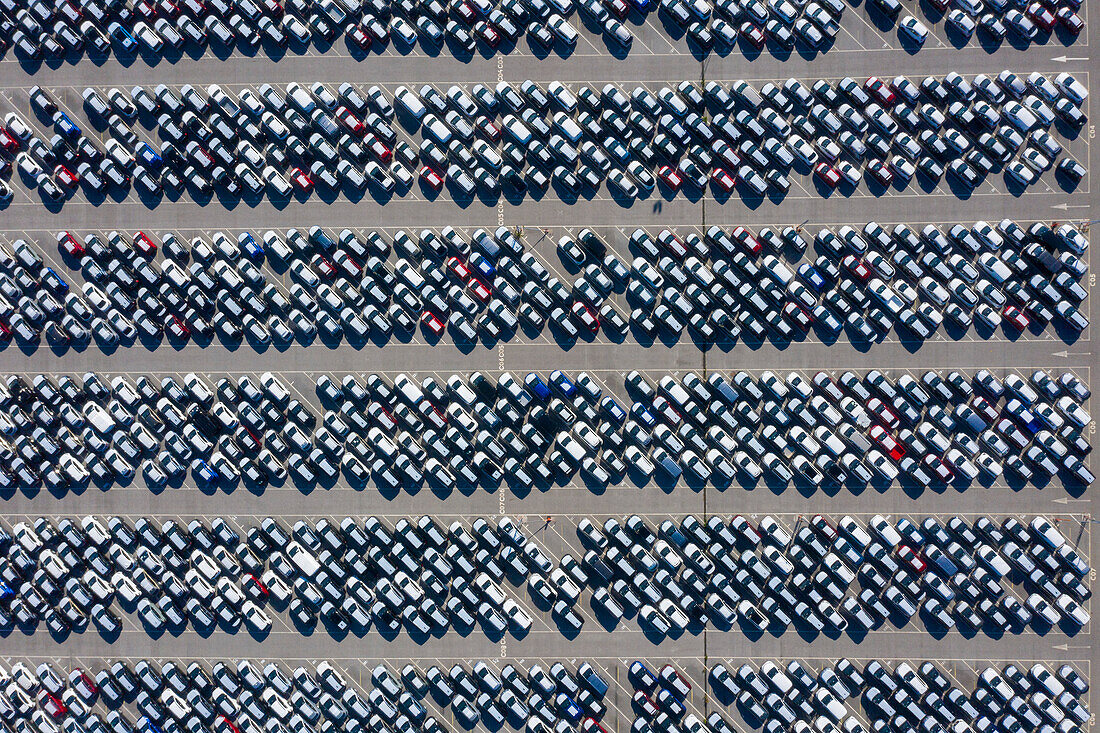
[707,658,1091,733]
[1,0,1080,68]
[2,71,1086,208]
[0,656,620,733]
[0,365,1091,493]
[0,510,1090,639]
[0,214,1087,351]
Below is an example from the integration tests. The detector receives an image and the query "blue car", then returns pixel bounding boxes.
[192,460,218,484]
[136,142,162,168]
[630,402,657,429]
[0,581,13,601]
[108,22,138,52]
[239,232,264,258]
[42,268,69,295]
[469,252,495,279]
[54,112,81,138]
[629,662,656,690]
[524,373,551,401]
[600,396,626,423]
[549,369,576,397]
[797,262,827,291]
[578,663,609,698]
[556,693,582,723]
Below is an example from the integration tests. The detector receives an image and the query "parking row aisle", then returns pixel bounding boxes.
[0,367,1090,492]
[0,71,1086,210]
[0,655,1090,733]
[0,512,1089,643]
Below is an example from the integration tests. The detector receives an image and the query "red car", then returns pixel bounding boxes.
[632,692,658,719]
[810,514,837,542]
[582,720,610,733]
[606,0,629,17]
[656,165,683,191]
[420,166,444,190]
[739,21,765,47]
[367,136,392,162]
[1027,1,1055,30]
[168,316,190,339]
[312,254,337,278]
[0,321,10,340]
[571,301,599,332]
[869,425,905,460]
[335,106,365,135]
[39,692,66,718]
[864,76,896,106]
[348,23,372,48]
[475,116,501,141]
[783,301,811,331]
[1003,305,1030,330]
[0,126,18,153]
[731,226,761,254]
[867,159,893,187]
[421,310,445,336]
[867,397,900,429]
[453,0,476,22]
[1056,6,1083,32]
[474,20,500,46]
[57,231,84,257]
[217,717,242,733]
[922,454,954,482]
[133,231,157,256]
[468,278,491,301]
[290,167,313,192]
[710,167,736,192]
[54,164,78,188]
[815,162,842,188]
[71,670,97,699]
[133,0,156,18]
[447,256,471,281]
[841,254,872,280]
[243,574,269,598]
[895,544,927,573]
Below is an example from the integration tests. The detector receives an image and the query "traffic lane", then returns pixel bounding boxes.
[0,481,1086,520]
[0,183,1086,231]
[0,337,1082,385]
[0,620,1084,663]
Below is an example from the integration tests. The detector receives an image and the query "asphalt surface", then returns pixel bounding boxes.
[0,3,1095,703]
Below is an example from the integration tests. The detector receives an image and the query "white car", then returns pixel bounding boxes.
[502,599,533,632]
[899,14,928,43]
[242,600,273,632]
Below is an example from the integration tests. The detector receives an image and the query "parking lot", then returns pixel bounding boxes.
[0,0,1097,718]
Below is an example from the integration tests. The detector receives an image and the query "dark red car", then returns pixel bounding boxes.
[710,167,736,192]
[420,166,444,190]
[348,23,372,48]
[815,162,842,188]
[864,76,896,106]
[290,167,313,192]
[657,165,683,191]
[571,301,599,332]
[421,310,445,336]
[739,21,765,47]
[58,231,84,257]
[1003,305,1030,330]
[133,231,157,256]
